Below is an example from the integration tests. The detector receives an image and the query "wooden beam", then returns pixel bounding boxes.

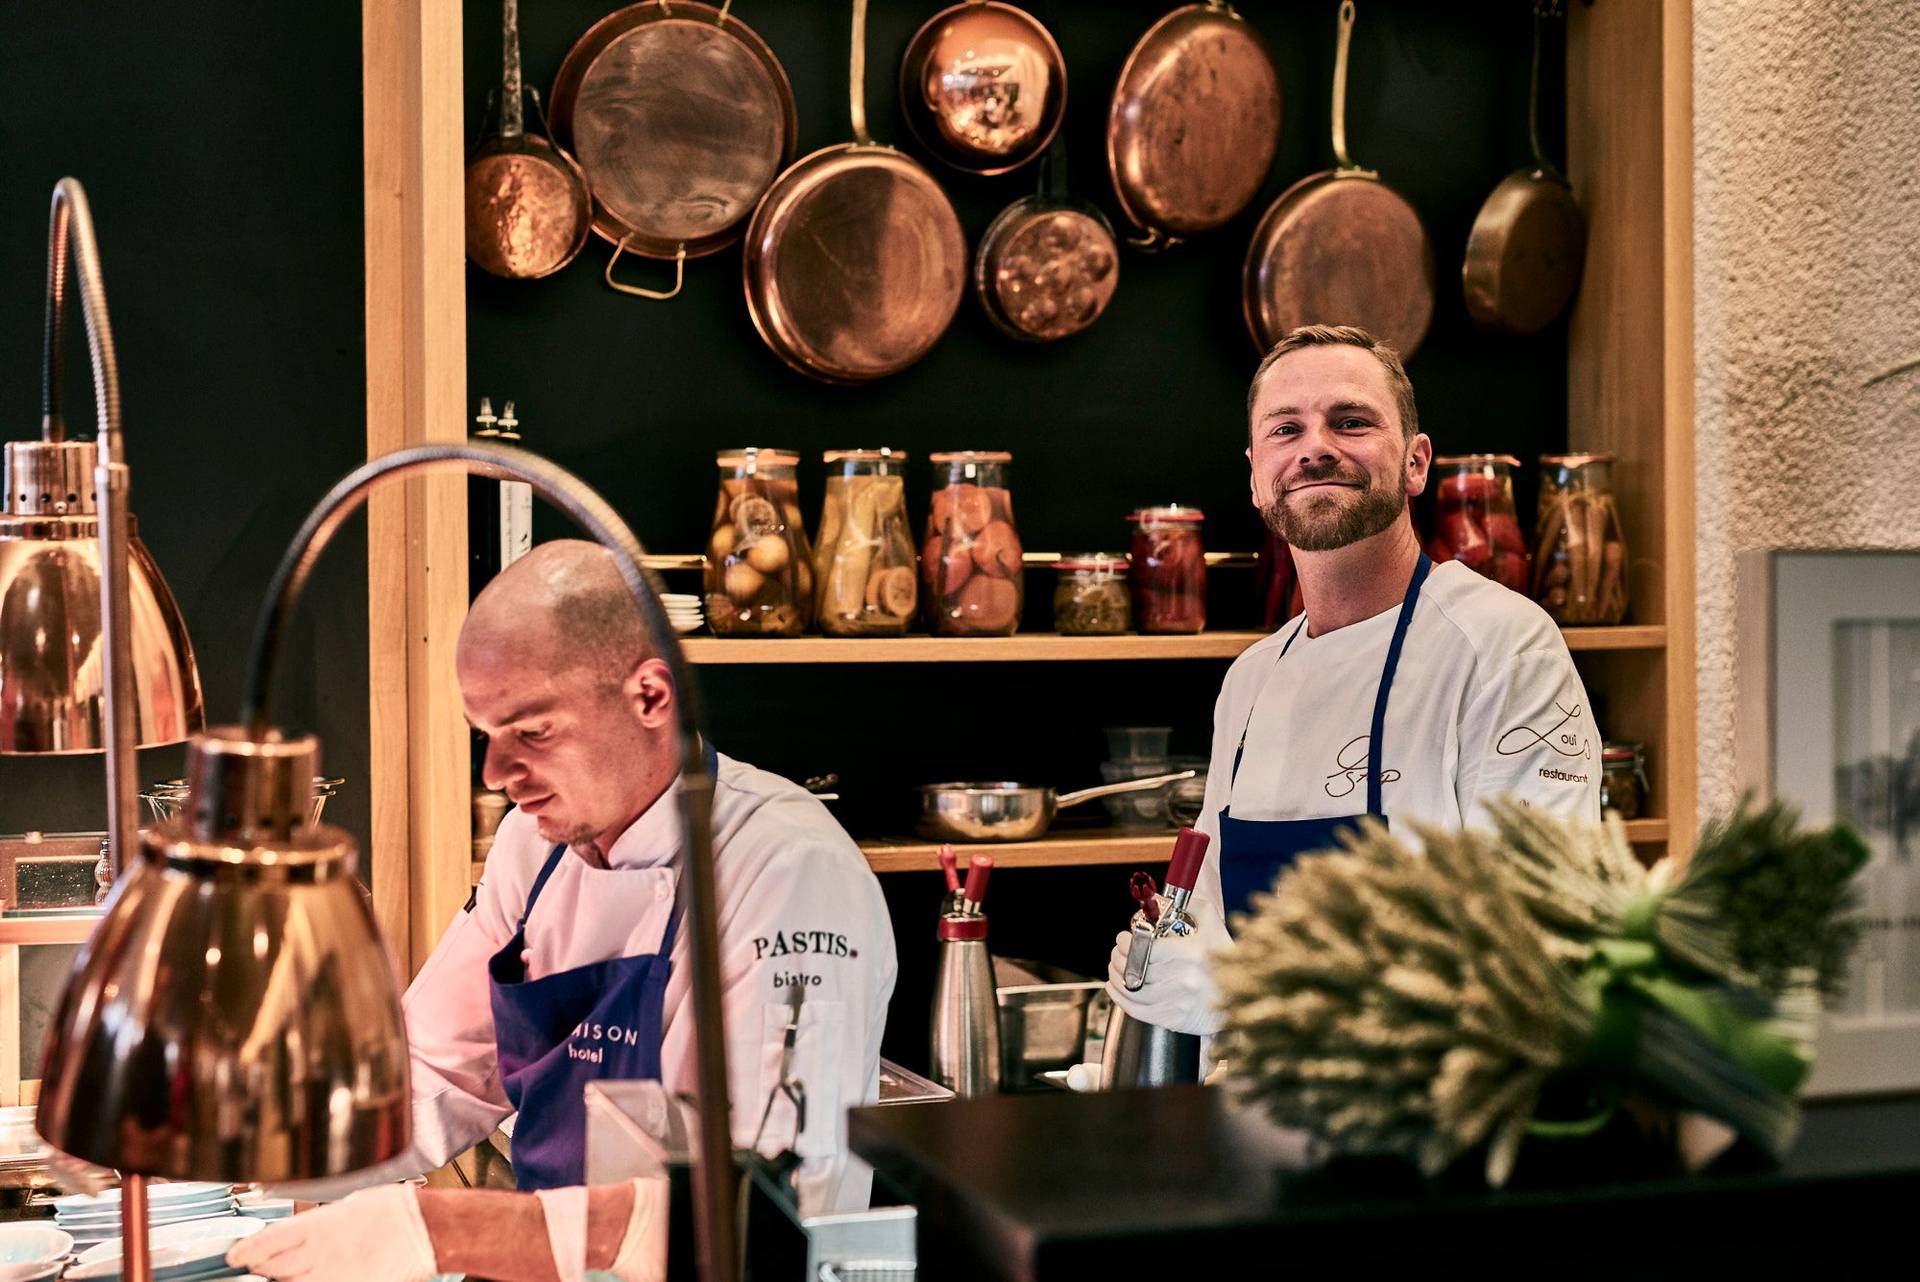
[364,0,470,976]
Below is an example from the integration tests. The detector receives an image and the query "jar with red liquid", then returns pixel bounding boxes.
[923,451,1022,636]
[1127,505,1206,634]
[1424,455,1530,594]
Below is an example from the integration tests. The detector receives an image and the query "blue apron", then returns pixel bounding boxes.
[485,743,716,1190]
[1217,554,1431,925]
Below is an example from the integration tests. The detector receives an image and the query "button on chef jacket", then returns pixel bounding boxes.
[401,750,897,1215]
[1192,561,1603,917]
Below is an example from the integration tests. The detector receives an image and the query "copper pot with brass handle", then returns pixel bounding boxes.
[974,130,1119,343]
[899,0,1067,176]
[1106,1,1282,252]
[742,0,967,383]
[464,0,592,280]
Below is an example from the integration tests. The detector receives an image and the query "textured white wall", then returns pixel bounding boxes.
[1693,0,1920,817]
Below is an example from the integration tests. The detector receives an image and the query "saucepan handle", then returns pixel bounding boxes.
[1054,770,1196,809]
[605,238,686,300]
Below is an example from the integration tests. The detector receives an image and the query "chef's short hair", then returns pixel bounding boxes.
[1247,325,1419,441]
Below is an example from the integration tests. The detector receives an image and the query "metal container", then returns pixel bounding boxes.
[930,915,999,1097]
[917,771,1193,843]
[1100,1003,1201,1090]
[994,959,1107,1091]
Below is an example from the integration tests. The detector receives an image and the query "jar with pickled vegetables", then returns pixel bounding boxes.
[704,448,812,636]
[923,451,1022,636]
[1535,453,1629,625]
[1053,554,1130,635]
[1424,455,1530,594]
[1128,505,1206,634]
[813,448,918,635]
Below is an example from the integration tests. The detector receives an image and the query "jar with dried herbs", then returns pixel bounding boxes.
[813,449,917,635]
[1053,554,1130,635]
[1600,742,1649,820]
[923,451,1022,636]
[1535,453,1629,625]
[704,448,812,636]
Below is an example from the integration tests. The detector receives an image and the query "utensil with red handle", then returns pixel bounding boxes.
[961,853,994,916]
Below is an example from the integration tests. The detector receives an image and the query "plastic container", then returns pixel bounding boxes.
[1127,505,1206,633]
[1052,554,1130,635]
[1536,453,1630,624]
[1104,726,1172,762]
[1424,454,1530,593]
[1600,742,1649,820]
[704,448,811,636]
[924,451,1023,636]
[1098,759,1174,828]
[812,448,917,635]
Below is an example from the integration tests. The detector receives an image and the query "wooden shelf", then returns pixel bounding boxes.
[859,818,1672,873]
[680,625,1664,664]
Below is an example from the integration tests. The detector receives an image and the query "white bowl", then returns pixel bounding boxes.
[0,1225,73,1272]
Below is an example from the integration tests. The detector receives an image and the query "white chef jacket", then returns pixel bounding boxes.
[1192,560,1603,912]
[399,750,896,1214]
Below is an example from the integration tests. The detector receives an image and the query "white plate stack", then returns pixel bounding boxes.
[660,593,705,635]
[232,1190,292,1223]
[0,1224,73,1282]
[53,1183,237,1249]
[68,1217,266,1282]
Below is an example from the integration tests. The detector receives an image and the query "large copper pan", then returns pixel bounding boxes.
[899,1,1067,176]
[549,1,796,296]
[464,0,592,280]
[1107,2,1282,251]
[1462,2,1586,335]
[1243,2,1434,357]
[742,0,966,382]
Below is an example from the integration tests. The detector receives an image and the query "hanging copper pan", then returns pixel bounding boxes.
[742,0,967,383]
[974,130,1118,342]
[899,1,1067,176]
[549,1,796,298]
[1462,1,1586,335]
[1243,1,1434,357]
[464,0,592,280]
[1106,1,1282,251]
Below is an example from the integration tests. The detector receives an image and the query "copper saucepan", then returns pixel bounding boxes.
[974,130,1119,342]
[1462,1,1586,335]
[1107,1,1282,251]
[900,0,1067,176]
[549,1,797,299]
[742,0,967,383]
[918,771,1196,843]
[1243,1,1435,357]
[464,0,592,280]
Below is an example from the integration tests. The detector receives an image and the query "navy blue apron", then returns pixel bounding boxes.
[485,743,717,1190]
[1217,554,1431,925]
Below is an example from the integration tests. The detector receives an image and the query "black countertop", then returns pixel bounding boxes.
[850,1087,1920,1280]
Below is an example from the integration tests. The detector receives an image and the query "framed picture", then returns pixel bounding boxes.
[1737,550,1920,1094]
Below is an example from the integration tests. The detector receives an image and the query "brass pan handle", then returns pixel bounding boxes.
[849,0,872,145]
[1331,1,1358,171]
[605,237,686,300]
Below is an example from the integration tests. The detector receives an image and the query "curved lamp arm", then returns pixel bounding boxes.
[241,441,735,1282]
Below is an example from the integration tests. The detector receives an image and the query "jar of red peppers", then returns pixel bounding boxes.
[1535,453,1629,625]
[705,448,812,636]
[923,451,1023,636]
[1425,454,1530,594]
[1127,505,1206,634]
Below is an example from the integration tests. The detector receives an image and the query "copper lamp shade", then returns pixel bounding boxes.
[36,729,411,1181]
[1,439,202,754]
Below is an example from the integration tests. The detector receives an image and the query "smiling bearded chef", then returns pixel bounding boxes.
[1108,324,1601,1038]
[237,539,895,1282]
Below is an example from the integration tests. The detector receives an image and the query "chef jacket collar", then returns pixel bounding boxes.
[574,740,713,871]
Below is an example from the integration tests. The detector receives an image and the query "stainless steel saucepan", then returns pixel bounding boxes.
[918,770,1195,843]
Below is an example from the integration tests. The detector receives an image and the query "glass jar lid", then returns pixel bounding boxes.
[1540,451,1615,467]
[1127,504,1205,522]
[929,450,1012,464]
[1601,742,1643,763]
[822,447,909,463]
[1056,553,1130,573]
[715,447,800,470]
[1431,453,1521,468]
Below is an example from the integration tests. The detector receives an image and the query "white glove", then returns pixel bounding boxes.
[1105,902,1232,1037]
[228,1184,438,1282]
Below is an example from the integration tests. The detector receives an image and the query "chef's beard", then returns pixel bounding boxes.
[1259,463,1407,552]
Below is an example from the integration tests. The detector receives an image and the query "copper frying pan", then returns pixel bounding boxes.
[1462,1,1586,335]
[899,1,1067,176]
[742,0,967,383]
[464,0,592,280]
[1243,1,1434,357]
[974,130,1119,342]
[549,1,796,298]
[1106,2,1282,252]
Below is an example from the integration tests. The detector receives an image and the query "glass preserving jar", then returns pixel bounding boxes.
[813,448,917,636]
[1600,742,1649,820]
[704,448,811,636]
[1424,454,1530,593]
[923,451,1022,636]
[1536,453,1629,625]
[1128,505,1206,634]
[1053,554,1130,635]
